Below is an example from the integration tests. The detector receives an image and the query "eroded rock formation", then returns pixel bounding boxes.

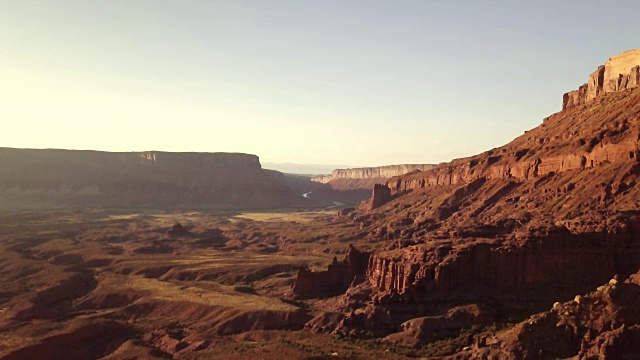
[370,184,392,210]
[291,245,370,299]
[563,49,640,110]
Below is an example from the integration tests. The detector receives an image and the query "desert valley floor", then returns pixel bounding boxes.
[0,209,438,359]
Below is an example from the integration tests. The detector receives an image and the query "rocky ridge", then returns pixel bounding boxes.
[465,271,640,359]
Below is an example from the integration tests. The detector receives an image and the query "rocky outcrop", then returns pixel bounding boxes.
[0,148,309,210]
[563,49,640,111]
[370,184,391,210]
[383,304,494,347]
[291,245,370,299]
[466,270,640,359]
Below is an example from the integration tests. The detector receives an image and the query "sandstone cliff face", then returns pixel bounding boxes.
[563,49,640,110]
[311,164,436,191]
[0,148,306,210]
[367,218,640,297]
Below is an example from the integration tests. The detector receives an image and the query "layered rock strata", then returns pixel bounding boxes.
[311,164,436,191]
[312,164,437,183]
[563,49,640,110]
[325,50,640,344]
[367,218,640,296]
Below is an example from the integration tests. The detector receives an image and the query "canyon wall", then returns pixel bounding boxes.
[312,164,437,183]
[329,50,640,340]
[367,219,640,296]
[311,164,436,191]
[0,148,307,210]
[238,49,640,355]
[384,137,639,196]
[563,49,640,110]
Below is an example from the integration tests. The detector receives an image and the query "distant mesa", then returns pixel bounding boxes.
[312,164,438,183]
[262,162,355,175]
[311,164,436,191]
[0,148,311,210]
[563,48,640,110]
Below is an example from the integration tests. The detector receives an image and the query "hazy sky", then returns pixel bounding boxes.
[2,1,639,166]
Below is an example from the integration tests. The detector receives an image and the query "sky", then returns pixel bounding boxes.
[2,1,639,167]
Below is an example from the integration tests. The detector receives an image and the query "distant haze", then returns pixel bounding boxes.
[2,1,640,166]
[262,162,357,175]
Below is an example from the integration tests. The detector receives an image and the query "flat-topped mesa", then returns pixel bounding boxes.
[137,151,261,170]
[563,49,640,111]
[0,148,303,210]
[311,164,436,184]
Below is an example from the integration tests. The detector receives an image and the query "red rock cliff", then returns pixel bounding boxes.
[367,218,640,296]
[312,164,437,183]
[311,164,436,191]
[334,52,640,341]
[563,49,640,111]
